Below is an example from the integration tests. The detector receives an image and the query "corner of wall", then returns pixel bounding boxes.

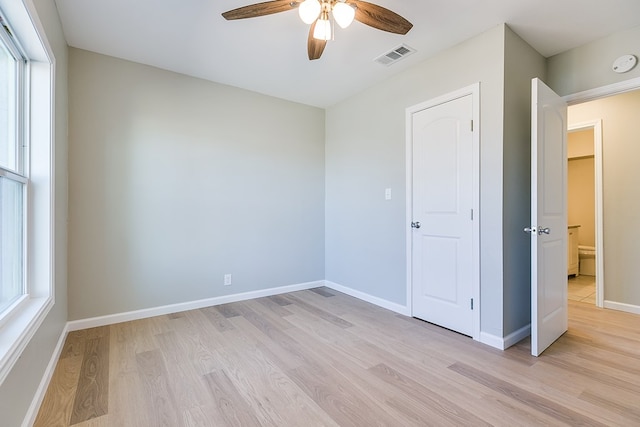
[501,26,546,337]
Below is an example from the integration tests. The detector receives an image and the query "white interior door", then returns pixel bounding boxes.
[530,77,568,356]
[410,92,476,337]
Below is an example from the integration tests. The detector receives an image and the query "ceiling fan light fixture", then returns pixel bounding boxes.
[332,2,355,29]
[221,0,413,60]
[313,15,332,40]
[299,0,321,24]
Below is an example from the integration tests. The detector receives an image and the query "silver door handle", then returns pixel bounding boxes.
[538,227,550,235]
[524,226,536,234]
[411,221,421,229]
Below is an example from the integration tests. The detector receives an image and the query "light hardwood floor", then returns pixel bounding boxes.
[34,287,640,426]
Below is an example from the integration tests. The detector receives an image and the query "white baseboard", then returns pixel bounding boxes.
[67,280,324,332]
[324,281,410,316]
[22,323,69,427]
[603,300,640,315]
[480,323,530,350]
[504,324,531,349]
[479,332,504,350]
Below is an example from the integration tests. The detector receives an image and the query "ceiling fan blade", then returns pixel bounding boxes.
[352,0,413,35]
[307,21,327,60]
[222,0,299,20]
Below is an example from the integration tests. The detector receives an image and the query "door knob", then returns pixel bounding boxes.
[411,221,421,229]
[538,227,550,235]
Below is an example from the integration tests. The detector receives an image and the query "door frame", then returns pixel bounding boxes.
[564,77,640,105]
[564,76,640,310]
[567,119,604,307]
[405,83,481,341]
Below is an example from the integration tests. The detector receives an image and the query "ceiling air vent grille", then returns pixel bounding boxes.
[374,44,416,66]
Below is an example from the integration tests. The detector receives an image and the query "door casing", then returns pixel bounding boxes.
[405,83,481,341]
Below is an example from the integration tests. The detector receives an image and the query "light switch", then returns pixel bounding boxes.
[385,188,392,200]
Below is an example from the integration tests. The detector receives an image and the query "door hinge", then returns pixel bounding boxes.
[470,298,474,310]
[470,120,474,132]
[471,209,474,220]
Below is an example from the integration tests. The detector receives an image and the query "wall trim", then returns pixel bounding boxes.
[21,322,69,427]
[67,281,323,332]
[480,324,530,350]
[504,324,531,349]
[603,300,640,315]
[564,76,640,105]
[479,332,504,350]
[324,281,410,316]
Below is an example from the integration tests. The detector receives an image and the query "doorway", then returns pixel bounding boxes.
[566,120,603,307]
[565,80,640,314]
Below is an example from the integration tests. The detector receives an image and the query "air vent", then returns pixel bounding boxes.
[374,44,416,66]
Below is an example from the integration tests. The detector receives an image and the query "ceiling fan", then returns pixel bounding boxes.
[222,0,413,60]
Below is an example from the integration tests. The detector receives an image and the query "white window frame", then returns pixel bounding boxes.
[0,170,28,321]
[0,0,55,386]
[0,9,28,325]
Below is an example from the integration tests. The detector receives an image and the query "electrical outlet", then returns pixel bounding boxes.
[224,274,232,286]
[385,188,392,200]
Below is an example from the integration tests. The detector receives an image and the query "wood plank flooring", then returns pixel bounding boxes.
[34,288,640,426]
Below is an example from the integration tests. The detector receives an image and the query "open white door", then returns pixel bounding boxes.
[528,78,568,356]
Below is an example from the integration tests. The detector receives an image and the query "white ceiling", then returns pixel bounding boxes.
[54,0,640,108]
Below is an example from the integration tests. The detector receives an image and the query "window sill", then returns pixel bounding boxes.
[0,295,53,385]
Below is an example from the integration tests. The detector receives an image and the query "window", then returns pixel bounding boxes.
[0,13,27,320]
[0,173,26,315]
[0,0,55,387]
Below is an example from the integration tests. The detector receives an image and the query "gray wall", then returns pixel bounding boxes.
[569,90,640,307]
[502,28,546,335]
[325,24,508,338]
[68,49,325,320]
[547,25,640,96]
[0,0,68,425]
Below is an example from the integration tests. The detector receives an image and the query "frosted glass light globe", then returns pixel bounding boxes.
[313,17,332,40]
[299,0,321,24]
[332,2,355,28]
